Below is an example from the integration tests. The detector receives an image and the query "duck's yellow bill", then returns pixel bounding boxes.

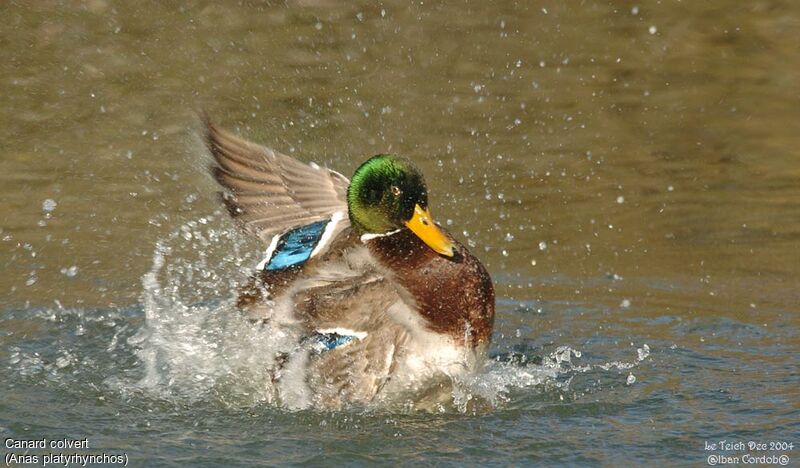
[405,204,455,257]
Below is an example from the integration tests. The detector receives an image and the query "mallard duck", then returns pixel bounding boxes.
[203,117,494,409]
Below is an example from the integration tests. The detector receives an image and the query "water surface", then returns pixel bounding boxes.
[1,1,798,465]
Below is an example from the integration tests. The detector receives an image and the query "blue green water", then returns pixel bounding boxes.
[2,228,797,464]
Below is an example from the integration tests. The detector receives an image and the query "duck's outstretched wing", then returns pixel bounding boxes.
[203,116,351,244]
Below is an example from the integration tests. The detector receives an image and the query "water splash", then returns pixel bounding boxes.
[123,215,654,411]
[4,215,649,413]
[117,219,286,407]
[452,346,581,411]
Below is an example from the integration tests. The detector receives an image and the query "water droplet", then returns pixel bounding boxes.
[60,266,79,277]
[620,299,631,308]
[42,199,57,212]
[648,25,657,35]
[538,241,547,251]
[637,344,650,361]
[626,373,636,385]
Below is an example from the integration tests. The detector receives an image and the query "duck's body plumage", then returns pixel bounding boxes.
[204,118,494,409]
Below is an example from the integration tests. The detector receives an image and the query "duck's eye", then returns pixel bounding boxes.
[390,185,401,197]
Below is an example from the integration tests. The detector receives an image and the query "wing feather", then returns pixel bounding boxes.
[203,116,351,243]
[212,168,287,195]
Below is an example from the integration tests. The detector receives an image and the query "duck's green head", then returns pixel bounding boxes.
[347,154,454,257]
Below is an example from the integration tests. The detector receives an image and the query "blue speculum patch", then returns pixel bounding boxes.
[308,332,356,353]
[265,219,329,271]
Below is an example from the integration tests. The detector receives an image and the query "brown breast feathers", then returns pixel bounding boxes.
[368,228,495,346]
